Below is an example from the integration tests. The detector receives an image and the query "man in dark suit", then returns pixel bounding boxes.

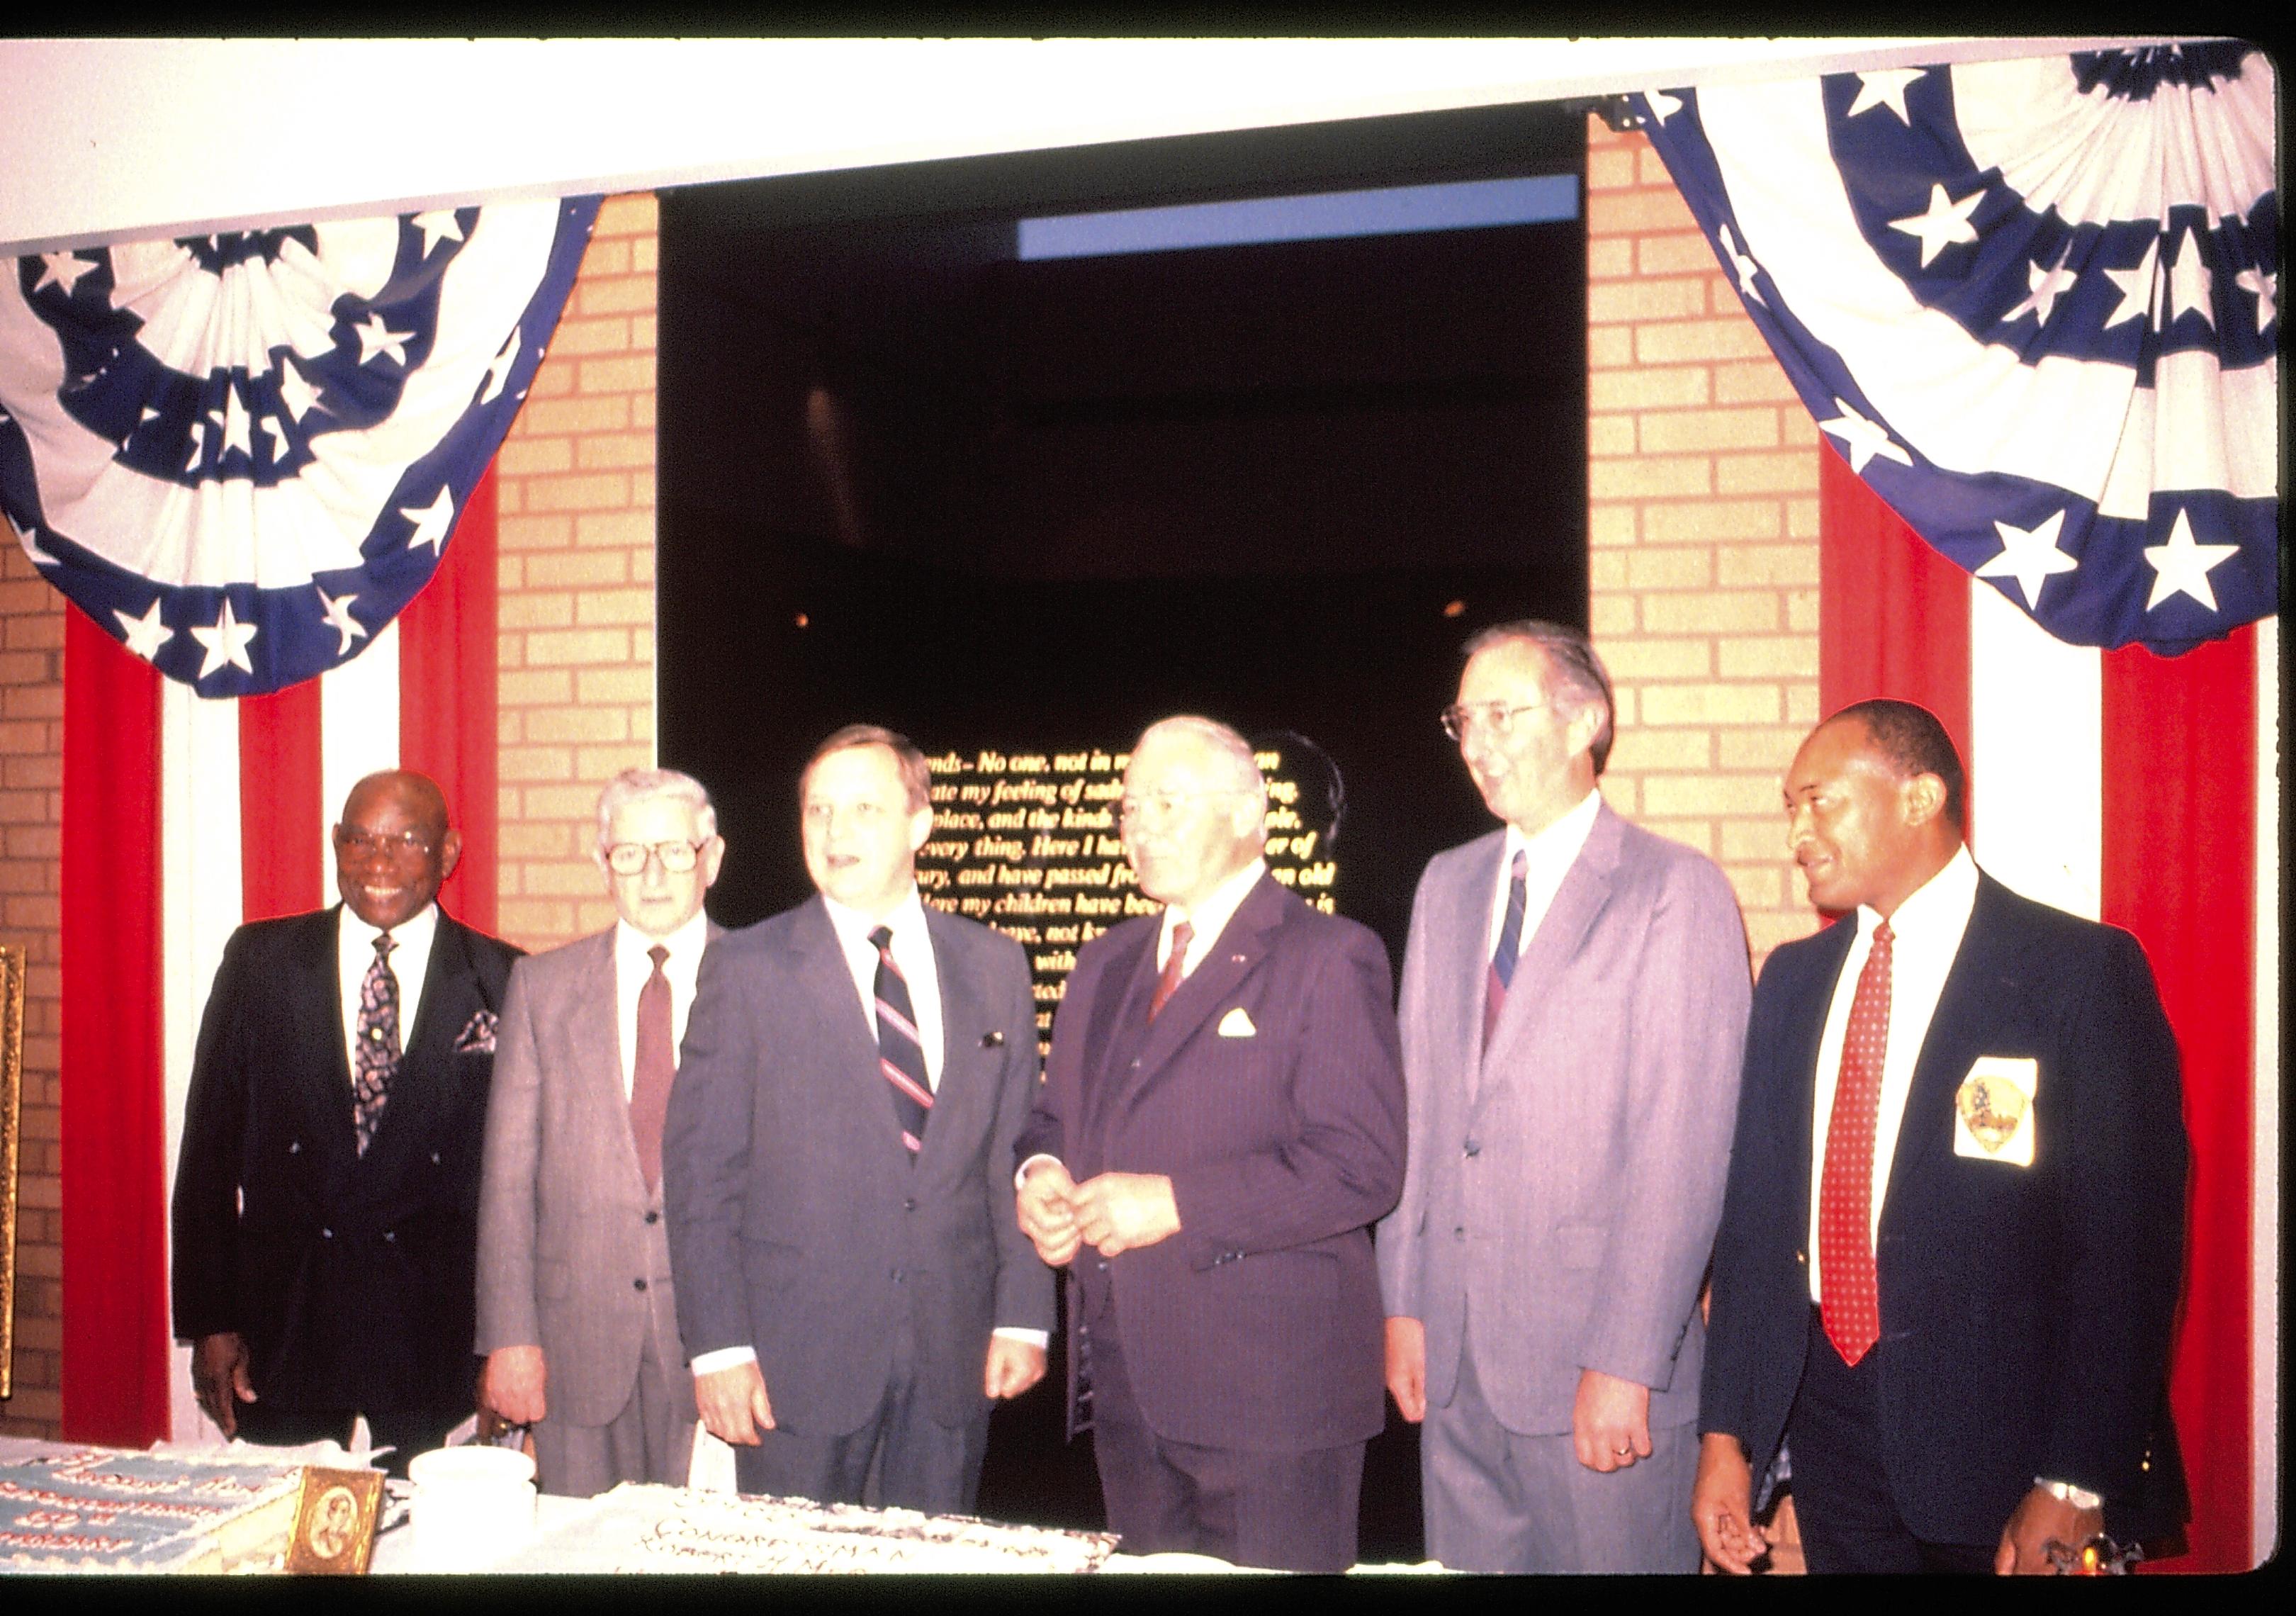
[663,725,1050,1513]
[1693,700,2187,1574]
[172,770,521,1476]
[1014,715,1407,1573]
[475,768,724,1496]
[1378,620,1750,1573]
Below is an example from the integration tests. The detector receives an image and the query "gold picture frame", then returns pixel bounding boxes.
[285,1465,387,1575]
[1,942,22,1403]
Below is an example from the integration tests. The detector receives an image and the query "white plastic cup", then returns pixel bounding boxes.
[407,1444,539,1571]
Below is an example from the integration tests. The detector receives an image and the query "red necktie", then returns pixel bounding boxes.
[1149,919,1194,1020]
[628,944,674,1192]
[1819,920,1893,1365]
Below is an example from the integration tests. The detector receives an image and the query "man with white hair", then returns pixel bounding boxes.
[1015,715,1407,1572]
[475,767,726,1496]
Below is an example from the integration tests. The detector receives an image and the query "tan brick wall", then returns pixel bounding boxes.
[493,193,660,953]
[0,543,62,1436]
[1586,114,1822,967]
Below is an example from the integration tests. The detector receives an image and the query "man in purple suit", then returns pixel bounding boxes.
[1014,715,1407,1573]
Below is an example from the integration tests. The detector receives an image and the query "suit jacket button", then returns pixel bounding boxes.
[383,1230,395,1243]
[430,1152,441,1165]
[634,1278,648,1292]
[320,1228,333,1239]
[645,1210,660,1225]
[1463,1139,1480,1157]
[287,1140,300,1155]
[1096,1259,1109,1272]
[903,1197,918,1212]
[1453,1226,1465,1240]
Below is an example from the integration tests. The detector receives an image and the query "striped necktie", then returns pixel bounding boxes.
[870,925,932,1155]
[1483,850,1529,1049]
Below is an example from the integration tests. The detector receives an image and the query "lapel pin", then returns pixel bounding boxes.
[980,1031,1005,1048]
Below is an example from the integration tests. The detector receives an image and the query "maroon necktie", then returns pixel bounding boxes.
[1819,921,1893,1365]
[1149,919,1194,1020]
[628,944,674,1193]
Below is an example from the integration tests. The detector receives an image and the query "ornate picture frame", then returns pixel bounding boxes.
[1,941,22,1402]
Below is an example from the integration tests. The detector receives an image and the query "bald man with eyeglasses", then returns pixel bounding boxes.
[475,768,726,1496]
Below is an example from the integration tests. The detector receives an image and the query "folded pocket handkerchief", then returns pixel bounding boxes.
[454,1009,498,1055]
[1217,1006,1256,1038]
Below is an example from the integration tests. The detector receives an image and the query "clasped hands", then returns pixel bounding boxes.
[1015,1160,1181,1265]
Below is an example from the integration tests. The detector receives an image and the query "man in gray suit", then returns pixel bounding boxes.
[1377,619,1751,1573]
[475,768,725,1496]
[664,724,1052,1512]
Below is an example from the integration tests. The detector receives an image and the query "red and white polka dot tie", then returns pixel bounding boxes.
[1819,920,1893,1366]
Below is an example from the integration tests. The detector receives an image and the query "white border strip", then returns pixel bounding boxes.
[1967,583,2103,919]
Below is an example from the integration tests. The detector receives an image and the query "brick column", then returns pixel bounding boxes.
[492,193,660,953]
[1585,114,1822,967]
[0,542,63,1435]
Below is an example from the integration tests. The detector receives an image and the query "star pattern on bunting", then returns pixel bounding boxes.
[1847,68,1925,123]
[1818,398,1913,475]
[6,505,58,568]
[276,359,324,422]
[35,252,98,298]
[115,598,173,660]
[316,585,368,655]
[208,383,254,461]
[354,313,414,367]
[1975,510,2078,609]
[189,597,259,679]
[1643,87,1683,125]
[2102,237,2161,330]
[412,210,466,257]
[2166,227,2215,329]
[2142,507,2238,612]
[480,327,522,405]
[1889,183,1985,269]
[2234,266,2276,334]
[400,486,456,554]
[2004,248,2078,329]
[1719,223,1765,306]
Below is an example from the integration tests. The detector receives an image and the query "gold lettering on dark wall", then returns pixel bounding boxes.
[917,748,1336,1053]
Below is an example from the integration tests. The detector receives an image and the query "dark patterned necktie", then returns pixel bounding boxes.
[629,944,674,1193]
[1483,850,1529,1049]
[870,925,932,1155]
[352,932,400,1156]
[1149,919,1194,1021]
[1819,921,1894,1366]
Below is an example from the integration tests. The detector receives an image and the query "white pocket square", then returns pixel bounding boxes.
[1217,1006,1256,1038]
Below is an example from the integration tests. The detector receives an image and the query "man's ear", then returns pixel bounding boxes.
[1901,772,1948,830]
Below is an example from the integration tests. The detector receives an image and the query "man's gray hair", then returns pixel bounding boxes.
[1137,715,1268,806]
[1461,618,1617,775]
[596,767,717,846]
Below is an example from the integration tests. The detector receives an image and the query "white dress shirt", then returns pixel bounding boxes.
[1805,844,1980,1302]
[1485,788,1602,966]
[610,909,711,1101]
[1154,855,1269,980]
[337,902,439,1080]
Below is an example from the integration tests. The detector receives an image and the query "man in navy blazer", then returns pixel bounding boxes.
[1015,715,1407,1573]
[664,726,1050,1513]
[1694,700,2187,1574]
[172,770,520,1475]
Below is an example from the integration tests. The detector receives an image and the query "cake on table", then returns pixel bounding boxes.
[0,1441,310,1573]
[490,1483,1122,1574]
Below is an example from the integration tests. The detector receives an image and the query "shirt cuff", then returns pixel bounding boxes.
[991,1328,1050,1350]
[690,1345,758,1378]
[1015,1153,1063,1191]
[2037,1478,2105,1511]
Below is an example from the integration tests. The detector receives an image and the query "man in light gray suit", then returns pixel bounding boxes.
[475,767,725,1496]
[1377,619,1751,1573]
[664,724,1051,1513]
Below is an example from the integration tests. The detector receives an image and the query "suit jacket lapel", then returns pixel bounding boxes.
[1784,918,1858,1242]
[788,897,890,1129]
[566,930,646,1196]
[1113,874,1285,1121]
[1882,876,2020,1210]
[298,908,360,1163]
[1476,807,1622,1101]
[915,910,991,1178]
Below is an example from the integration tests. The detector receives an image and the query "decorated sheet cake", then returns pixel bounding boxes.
[0,1442,307,1573]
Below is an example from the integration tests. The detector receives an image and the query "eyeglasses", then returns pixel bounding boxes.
[1439,700,1550,743]
[1118,789,1242,825]
[605,840,707,875]
[335,826,436,858]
